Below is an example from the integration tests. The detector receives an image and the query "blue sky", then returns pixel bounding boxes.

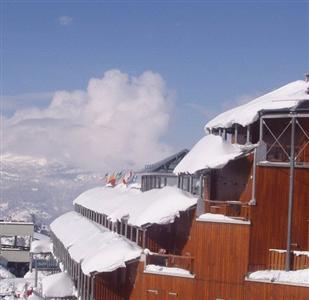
[1,1,309,169]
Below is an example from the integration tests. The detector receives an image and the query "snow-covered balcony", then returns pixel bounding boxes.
[73,186,197,252]
[174,134,255,220]
[268,249,309,271]
[144,252,195,278]
[50,211,142,299]
[140,149,188,192]
[203,200,251,220]
[141,173,178,192]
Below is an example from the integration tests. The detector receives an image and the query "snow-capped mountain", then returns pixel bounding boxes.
[0,154,104,224]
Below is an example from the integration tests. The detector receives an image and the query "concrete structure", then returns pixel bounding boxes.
[0,221,34,264]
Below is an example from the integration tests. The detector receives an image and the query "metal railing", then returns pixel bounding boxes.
[74,204,147,249]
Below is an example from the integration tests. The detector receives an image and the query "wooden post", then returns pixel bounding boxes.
[246,125,251,144]
[142,229,146,248]
[259,117,263,143]
[235,124,238,144]
[90,275,95,300]
[77,264,81,297]
[136,228,139,245]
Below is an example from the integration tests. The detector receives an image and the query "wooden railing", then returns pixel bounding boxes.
[268,249,309,270]
[204,200,251,220]
[293,251,309,270]
[145,253,194,274]
[268,249,286,270]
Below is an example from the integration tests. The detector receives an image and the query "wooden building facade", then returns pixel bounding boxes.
[50,78,309,299]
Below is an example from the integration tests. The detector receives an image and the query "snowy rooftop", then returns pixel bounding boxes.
[73,186,197,227]
[50,211,142,275]
[173,134,252,174]
[206,80,309,130]
[41,272,75,298]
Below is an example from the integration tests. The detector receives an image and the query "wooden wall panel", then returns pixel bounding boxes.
[196,280,244,300]
[244,281,309,300]
[193,221,250,283]
[249,166,309,270]
[213,155,253,203]
[129,262,195,300]
[145,209,196,256]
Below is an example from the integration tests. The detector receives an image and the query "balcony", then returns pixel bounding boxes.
[204,200,251,220]
[145,253,195,277]
[268,249,309,270]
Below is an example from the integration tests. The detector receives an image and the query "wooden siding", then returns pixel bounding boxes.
[130,263,195,300]
[193,220,250,283]
[94,262,139,300]
[195,281,244,300]
[145,208,196,255]
[249,165,309,270]
[244,281,309,300]
[212,155,253,203]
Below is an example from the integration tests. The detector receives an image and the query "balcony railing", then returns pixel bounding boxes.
[145,253,195,275]
[141,173,178,192]
[204,200,251,220]
[268,249,309,270]
[75,204,149,250]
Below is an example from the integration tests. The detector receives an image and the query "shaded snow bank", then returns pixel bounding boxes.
[173,134,252,174]
[206,80,309,129]
[197,213,250,225]
[0,265,15,280]
[73,186,197,227]
[248,269,309,285]
[41,272,75,298]
[145,264,193,278]
[50,211,142,275]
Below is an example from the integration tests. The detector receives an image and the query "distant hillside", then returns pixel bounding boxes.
[0,154,104,224]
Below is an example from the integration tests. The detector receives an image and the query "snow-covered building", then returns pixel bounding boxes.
[50,75,309,300]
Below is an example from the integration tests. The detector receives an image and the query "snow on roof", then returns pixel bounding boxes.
[41,272,75,298]
[173,134,251,174]
[248,269,309,285]
[30,239,52,254]
[206,80,309,130]
[50,211,142,275]
[73,186,197,227]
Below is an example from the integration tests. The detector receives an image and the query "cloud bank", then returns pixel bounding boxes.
[2,70,172,171]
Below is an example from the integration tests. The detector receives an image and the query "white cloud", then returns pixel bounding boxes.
[2,70,172,171]
[1,92,54,113]
[58,16,73,26]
